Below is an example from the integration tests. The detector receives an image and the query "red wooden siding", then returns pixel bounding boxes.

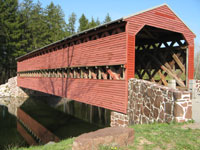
[124,5,195,80]
[18,77,127,113]
[17,32,126,72]
[126,25,135,80]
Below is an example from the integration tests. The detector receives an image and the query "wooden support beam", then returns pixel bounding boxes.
[99,68,108,79]
[158,70,168,86]
[80,69,83,78]
[83,69,88,78]
[147,54,185,87]
[98,68,102,79]
[106,67,119,80]
[91,68,97,79]
[88,68,92,79]
[171,51,186,73]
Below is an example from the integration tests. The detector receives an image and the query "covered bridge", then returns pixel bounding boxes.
[16,4,195,114]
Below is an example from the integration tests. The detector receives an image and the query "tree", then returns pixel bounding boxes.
[104,13,111,23]
[78,14,89,32]
[45,2,67,43]
[67,12,76,35]
[89,17,97,28]
[19,0,34,52]
[95,18,100,26]
[0,0,23,83]
[29,1,49,49]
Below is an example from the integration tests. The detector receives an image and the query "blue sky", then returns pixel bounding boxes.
[30,0,200,51]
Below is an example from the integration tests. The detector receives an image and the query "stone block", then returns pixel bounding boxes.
[174,92,182,100]
[159,110,164,120]
[185,106,192,119]
[154,96,162,108]
[147,88,153,97]
[153,108,158,118]
[174,103,184,117]
[144,107,150,117]
[165,103,172,114]
[181,102,187,107]
[168,91,173,99]
[156,91,162,96]
[72,127,134,150]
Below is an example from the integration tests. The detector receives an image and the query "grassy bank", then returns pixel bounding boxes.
[11,122,200,150]
[11,138,73,150]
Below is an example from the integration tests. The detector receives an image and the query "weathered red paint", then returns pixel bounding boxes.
[17,77,127,112]
[17,32,127,72]
[17,5,195,114]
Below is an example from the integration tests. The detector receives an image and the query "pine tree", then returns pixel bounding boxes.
[67,12,76,35]
[104,13,111,23]
[19,0,34,52]
[95,18,101,26]
[89,17,97,28]
[78,14,89,32]
[30,1,49,49]
[0,0,22,83]
[45,2,67,43]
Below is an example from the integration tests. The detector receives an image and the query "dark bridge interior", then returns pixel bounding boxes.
[135,25,187,88]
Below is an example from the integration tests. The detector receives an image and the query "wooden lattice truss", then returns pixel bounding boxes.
[18,65,125,80]
[135,38,187,88]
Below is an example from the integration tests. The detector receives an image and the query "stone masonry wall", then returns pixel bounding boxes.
[173,92,192,122]
[128,78,192,124]
[110,111,129,127]
[111,78,192,127]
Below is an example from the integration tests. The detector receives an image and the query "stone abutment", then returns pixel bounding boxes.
[111,78,192,127]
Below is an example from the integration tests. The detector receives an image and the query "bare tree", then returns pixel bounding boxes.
[194,44,200,79]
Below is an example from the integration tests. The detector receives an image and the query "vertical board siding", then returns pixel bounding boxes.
[17,32,126,72]
[17,77,127,113]
[124,5,195,80]
[126,32,135,80]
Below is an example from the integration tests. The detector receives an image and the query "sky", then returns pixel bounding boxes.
[30,0,200,52]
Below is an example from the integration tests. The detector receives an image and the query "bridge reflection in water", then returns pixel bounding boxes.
[17,98,104,146]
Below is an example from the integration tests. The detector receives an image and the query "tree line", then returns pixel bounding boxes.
[0,0,111,84]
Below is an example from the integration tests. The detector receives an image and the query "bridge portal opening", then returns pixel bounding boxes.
[135,25,188,89]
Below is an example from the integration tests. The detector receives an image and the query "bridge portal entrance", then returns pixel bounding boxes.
[135,25,188,89]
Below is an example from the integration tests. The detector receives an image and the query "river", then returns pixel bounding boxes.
[0,97,109,149]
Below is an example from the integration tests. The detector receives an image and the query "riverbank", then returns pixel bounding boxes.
[10,122,200,150]
[0,77,28,98]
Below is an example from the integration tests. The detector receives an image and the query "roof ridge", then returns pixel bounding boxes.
[123,3,195,36]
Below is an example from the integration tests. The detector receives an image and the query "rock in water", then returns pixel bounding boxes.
[72,127,134,150]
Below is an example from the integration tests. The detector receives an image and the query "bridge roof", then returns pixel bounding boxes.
[16,3,195,61]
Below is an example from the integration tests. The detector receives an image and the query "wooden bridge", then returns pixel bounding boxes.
[16,4,195,114]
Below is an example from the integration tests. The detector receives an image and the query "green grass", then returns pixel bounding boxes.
[129,122,200,150]
[11,138,73,150]
[11,122,200,150]
[99,122,200,150]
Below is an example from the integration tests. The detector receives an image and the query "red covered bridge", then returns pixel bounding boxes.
[17,4,195,114]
